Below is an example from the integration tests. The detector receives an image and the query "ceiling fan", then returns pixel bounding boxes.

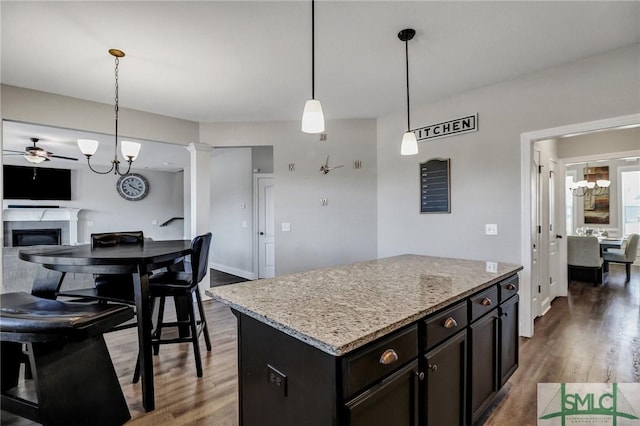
[3,137,78,164]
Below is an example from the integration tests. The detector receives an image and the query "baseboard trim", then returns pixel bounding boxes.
[209,262,256,280]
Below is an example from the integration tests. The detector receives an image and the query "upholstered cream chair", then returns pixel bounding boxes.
[567,235,604,285]
[603,234,639,282]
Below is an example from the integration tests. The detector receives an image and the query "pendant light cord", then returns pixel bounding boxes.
[114,55,120,160]
[405,38,410,131]
[311,0,315,100]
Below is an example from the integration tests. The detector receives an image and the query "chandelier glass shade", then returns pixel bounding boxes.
[78,49,141,175]
[569,179,611,197]
[301,0,325,134]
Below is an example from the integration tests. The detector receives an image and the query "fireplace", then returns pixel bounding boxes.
[12,229,62,247]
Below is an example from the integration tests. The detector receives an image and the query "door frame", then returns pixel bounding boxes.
[253,173,274,279]
[519,113,640,337]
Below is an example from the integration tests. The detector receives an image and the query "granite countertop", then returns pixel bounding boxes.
[207,254,522,356]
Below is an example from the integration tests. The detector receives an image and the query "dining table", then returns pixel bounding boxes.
[18,239,192,412]
[598,237,623,252]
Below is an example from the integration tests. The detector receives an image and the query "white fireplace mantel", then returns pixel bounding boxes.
[3,208,82,245]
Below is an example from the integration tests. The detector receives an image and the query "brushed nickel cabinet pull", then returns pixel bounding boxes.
[429,364,438,372]
[506,284,516,291]
[416,371,425,380]
[443,317,458,329]
[481,297,493,306]
[379,349,399,365]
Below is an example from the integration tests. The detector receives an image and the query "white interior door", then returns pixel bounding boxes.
[258,177,275,278]
[532,148,542,317]
[548,159,560,302]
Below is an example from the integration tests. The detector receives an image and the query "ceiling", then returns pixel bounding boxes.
[2,1,639,170]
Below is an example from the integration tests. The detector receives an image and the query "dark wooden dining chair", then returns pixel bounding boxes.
[133,232,213,382]
[57,231,145,304]
[1,292,134,426]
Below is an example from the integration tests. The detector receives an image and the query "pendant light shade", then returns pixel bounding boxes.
[302,0,325,134]
[302,99,325,133]
[398,28,417,156]
[400,131,418,156]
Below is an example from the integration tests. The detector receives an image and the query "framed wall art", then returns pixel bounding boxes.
[420,158,451,214]
[583,165,609,224]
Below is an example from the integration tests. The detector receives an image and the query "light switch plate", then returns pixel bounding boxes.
[485,224,498,235]
[486,261,498,273]
[281,222,291,232]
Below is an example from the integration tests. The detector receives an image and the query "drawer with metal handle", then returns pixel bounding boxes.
[469,285,499,322]
[342,324,418,399]
[424,300,467,350]
[499,274,519,302]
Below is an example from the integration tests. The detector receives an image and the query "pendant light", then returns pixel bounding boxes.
[399,29,418,156]
[77,49,142,175]
[301,0,325,133]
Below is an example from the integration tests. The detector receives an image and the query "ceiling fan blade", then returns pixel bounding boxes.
[3,149,26,154]
[49,154,79,161]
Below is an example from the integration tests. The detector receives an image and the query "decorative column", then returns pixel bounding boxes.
[186,143,213,297]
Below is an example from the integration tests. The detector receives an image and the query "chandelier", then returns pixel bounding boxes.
[569,179,610,197]
[77,49,141,175]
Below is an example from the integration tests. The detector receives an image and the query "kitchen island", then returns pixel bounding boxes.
[208,254,523,425]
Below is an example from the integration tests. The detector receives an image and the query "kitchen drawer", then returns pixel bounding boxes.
[424,300,467,350]
[342,325,418,399]
[499,275,519,302]
[469,285,498,322]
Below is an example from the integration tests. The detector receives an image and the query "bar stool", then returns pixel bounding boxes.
[0,292,134,426]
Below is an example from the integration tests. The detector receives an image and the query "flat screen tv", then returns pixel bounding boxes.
[3,165,72,200]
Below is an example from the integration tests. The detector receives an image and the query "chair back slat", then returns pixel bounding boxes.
[91,231,144,249]
[190,233,212,285]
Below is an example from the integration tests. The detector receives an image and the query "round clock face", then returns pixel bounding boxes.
[116,173,149,201]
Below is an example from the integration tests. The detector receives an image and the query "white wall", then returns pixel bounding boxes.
[3,167,185,243]
[210,147,254,277]
[557,127,640,159]
[200,119,378,275]
[377,44,640,265]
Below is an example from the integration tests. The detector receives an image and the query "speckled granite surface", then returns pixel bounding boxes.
[207,254,522,356]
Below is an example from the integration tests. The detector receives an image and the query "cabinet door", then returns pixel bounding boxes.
[499,295,519,387]
[424,330,467,426]
[346,360,419,426]
[468,310,499,424]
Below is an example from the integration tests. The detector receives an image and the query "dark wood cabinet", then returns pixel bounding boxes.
[468,309,499,424]
[346,360,420,426]
[499,295,519,386]
[231,274,520,426]
[424,330,467,426]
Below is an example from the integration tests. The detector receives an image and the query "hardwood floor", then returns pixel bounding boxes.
[2,265,638,425]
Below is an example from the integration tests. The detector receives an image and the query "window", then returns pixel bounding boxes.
[620,168,640,236]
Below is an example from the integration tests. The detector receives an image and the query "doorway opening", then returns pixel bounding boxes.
[520,113,640,337]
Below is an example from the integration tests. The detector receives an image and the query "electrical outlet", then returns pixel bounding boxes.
[267,364,287,396]
[485,224,498,235]
[486,261,498,273]
[281,222,291,232]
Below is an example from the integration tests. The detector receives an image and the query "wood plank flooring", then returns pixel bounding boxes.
[2,265,638,425]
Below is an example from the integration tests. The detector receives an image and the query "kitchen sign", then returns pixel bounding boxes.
[413,114,478,141]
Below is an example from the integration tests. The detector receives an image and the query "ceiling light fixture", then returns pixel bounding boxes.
[77,49,141,175]
[398,29,418,156]
[568,164,611,197]
[301,0,325,134]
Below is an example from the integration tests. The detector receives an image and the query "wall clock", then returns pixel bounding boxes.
[116,173,149,201]
[319,155,344,175]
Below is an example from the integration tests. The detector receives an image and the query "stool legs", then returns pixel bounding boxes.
[1,336,130,426]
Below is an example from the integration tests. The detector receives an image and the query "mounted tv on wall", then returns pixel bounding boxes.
[3,165,72,201]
